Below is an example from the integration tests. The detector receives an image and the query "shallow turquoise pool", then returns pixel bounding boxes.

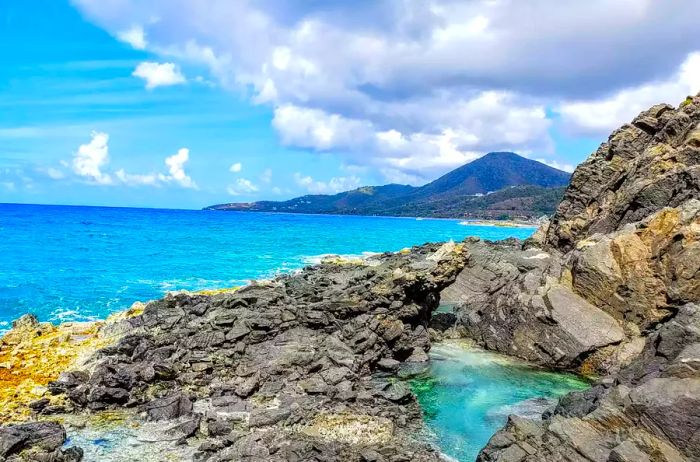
[410,342,590,461]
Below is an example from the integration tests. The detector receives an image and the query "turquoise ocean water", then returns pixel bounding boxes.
[0,203,534,328]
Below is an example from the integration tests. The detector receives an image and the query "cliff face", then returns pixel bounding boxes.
[445,94,700,461]
[547,100,700,251]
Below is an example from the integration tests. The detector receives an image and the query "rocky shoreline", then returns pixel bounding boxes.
[1,242,469,461]
[2,94,699,462]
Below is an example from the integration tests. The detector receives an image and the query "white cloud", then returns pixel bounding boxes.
[132,62,186,89]
[69,132,196,188]
[160,148,197,189]
[72,131,113,185]
[229,162,242,173]
[260,168,272,183]
[115,169,159,186]
[272,105,373,151]
[273,92,551,181]
[535,158,575,173]
[293,173,362,194]
[558,52,700,135]
[46,167,65,180]
[117,25,147,50]
[227,178,258,196]
[74,0,700,179]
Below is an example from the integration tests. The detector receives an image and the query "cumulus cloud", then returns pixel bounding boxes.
[558,52,700,136]
[260,168,272,183]
[227,178,258,196]
[132,62,186,89]
[160,148,197,189]
[70,132,196,188]
[117,25,147,49]
[293,173,361,194]
[72,131,112,185]
[272,105,373,151]
[229,162,242,173]
[73,0,700,179]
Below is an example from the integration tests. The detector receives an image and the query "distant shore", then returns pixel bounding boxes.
[459,219,539,228]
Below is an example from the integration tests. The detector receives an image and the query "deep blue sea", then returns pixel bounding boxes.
[0,203,534,329]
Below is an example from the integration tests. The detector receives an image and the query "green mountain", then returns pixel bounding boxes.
[205,152,571,219]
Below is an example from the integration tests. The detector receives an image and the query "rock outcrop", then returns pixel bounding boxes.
[479,303,700,462]
[450,94,700,461]
[37,243,465,461]
[442,239,626,370]
[546,99,700,251]
[0,422,82,461]
[0,306,140,423]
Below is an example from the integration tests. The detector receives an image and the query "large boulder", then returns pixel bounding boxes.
[569,200,700,329]
[445,240,624,369]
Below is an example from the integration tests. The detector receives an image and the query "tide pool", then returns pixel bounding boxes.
[410,342,590,461]
[0,203,534,327]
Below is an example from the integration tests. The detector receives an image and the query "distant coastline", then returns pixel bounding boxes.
[205,152,569,220]
[459,219,539,228]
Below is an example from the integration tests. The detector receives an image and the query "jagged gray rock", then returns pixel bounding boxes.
[442,239,625,369]
[46,242,466,461]
[0,422,83,461]
[546,100,700,252]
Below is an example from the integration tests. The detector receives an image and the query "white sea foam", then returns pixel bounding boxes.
[486,397,557,421]
[49,308,99,323]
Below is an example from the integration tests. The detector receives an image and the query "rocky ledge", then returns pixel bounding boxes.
[441,94,700,461]
[1,242,466,461]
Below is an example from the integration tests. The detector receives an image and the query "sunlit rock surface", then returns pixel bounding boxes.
[0,304,142,423]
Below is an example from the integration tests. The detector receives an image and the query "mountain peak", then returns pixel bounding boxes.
[480,151,520,159]
[206,155,570,218]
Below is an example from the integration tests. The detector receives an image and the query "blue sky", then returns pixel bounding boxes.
[1,0,699,209]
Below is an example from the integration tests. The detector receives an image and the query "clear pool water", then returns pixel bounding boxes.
[411,342,590,461]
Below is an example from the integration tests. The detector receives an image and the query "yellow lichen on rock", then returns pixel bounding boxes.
[0,308,135,423]
[194,286,241,296]
[298,413,393,445]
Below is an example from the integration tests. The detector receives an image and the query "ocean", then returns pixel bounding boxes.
[0,203,535,328]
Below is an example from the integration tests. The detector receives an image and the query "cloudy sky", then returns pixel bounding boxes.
[2,0,700,208]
